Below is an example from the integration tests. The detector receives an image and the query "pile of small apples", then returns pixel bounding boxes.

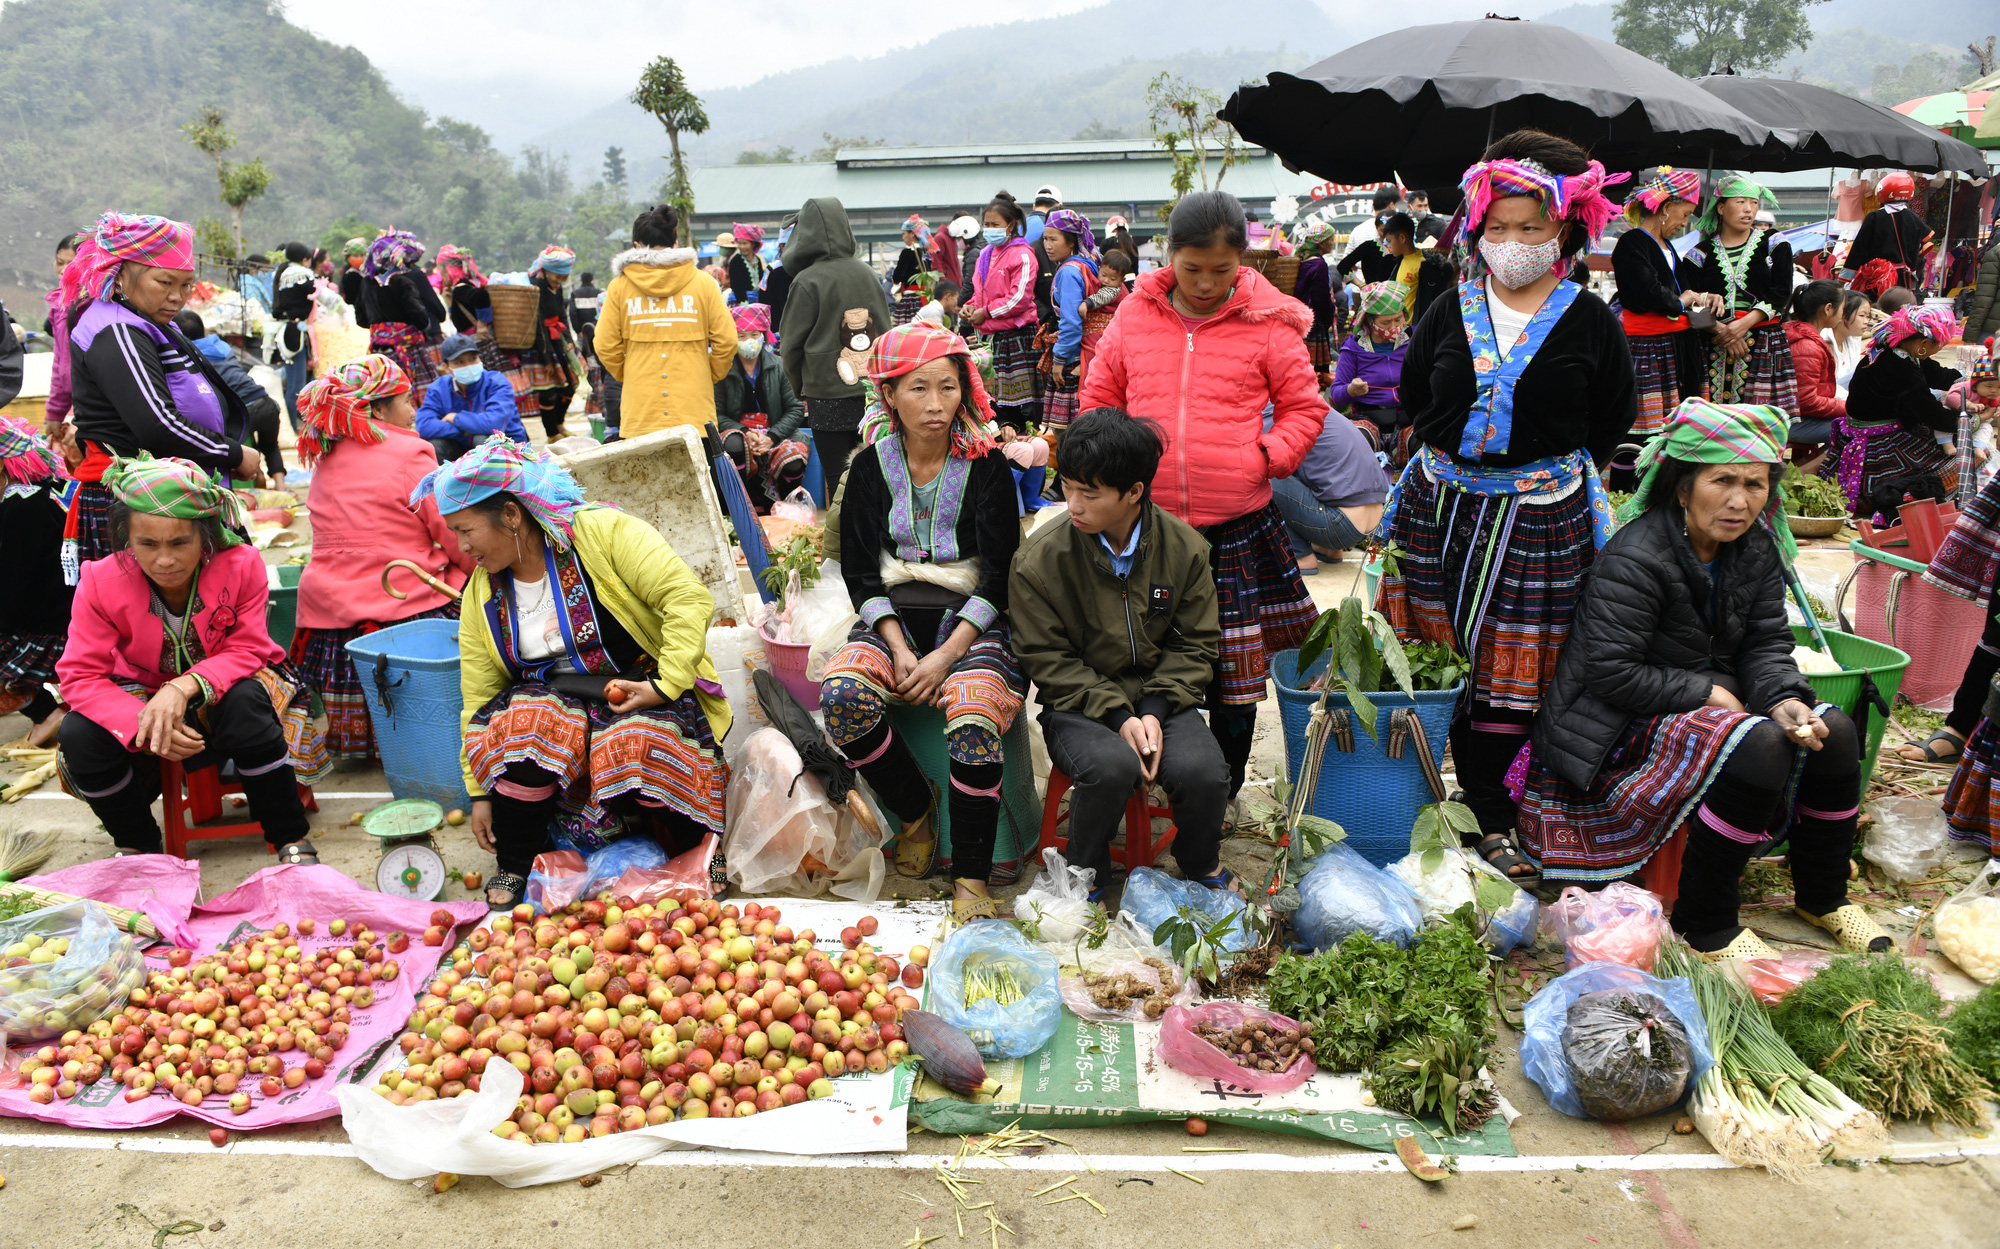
[384,895,931,1142]
[12,916,409,1111]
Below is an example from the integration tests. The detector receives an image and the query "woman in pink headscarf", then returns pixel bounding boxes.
[726,224,767,304]
[62,212,263,572]
[713,304,809,507]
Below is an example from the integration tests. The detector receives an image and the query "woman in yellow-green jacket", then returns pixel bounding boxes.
[411,441,730,908]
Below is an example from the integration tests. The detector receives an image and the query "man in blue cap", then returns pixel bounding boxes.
[415,332,531,461]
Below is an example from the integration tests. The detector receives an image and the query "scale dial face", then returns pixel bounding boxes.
[375,841,449,900]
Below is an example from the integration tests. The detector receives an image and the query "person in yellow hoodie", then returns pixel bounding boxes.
[412,441,731,908]
[594,204,736,440]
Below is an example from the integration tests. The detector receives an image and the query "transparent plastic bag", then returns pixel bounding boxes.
[578,838,668,898]
[1121,867,1255,953]
[1560,988,1696,1121]
[784,561,857,652]
[1864,796,1951,885]
[1058,957,1193,1023]
[723,730,843,896]
[1520,961,1713,1120]
[1292,842,1424,952]
[770,488,818,524]
[1156,1002,1315,1094]
[525,850,589,913]
[610,834,721,906]
[706,625,773,763]
[1016,847,1099,945]
[1544,882,1669,971]
[1935,858,2000,984]
[0,901,142,1041]
[1386,847,1541,954]
[929,921,1062,1059]
[1742,951,1837,1005]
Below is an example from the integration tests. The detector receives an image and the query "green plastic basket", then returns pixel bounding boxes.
[1791,624,1909,793]
[881,707,1037,881]
[266,561,304,651]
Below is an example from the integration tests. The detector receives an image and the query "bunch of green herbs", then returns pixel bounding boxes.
[1949,980,2000,1087]
[1782,465,1849,520]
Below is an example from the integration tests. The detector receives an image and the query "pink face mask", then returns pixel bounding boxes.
[1479,237,1563,290]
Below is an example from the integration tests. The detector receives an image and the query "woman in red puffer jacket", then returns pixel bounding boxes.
[1783,280,1847,461]
[1079,191,1330,827]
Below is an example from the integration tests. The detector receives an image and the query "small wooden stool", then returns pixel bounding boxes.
[161,759,318,860]
[1035,765,1177,874]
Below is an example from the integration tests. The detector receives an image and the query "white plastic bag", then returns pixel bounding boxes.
[1015,847,1099,944]
[770,488,818,523]
[723,730,885,898]
[706,624,773,763]
[1864,796,1950,884]
[787,558,856,665]
[1387,847,1541,954]
[1936,858,2000,984]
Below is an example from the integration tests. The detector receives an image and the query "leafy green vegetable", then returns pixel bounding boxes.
[1782,465,1848,520]
[0,892,48,923]
[1293,597,1464,741]
[759,527,825,598]
[1368,1015,1496,1134]
[1152,905,1242,988]
[1948,981,2000,1088]
[1410,802,1519,917]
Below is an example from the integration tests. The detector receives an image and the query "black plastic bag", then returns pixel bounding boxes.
[1560,988,1694,1121]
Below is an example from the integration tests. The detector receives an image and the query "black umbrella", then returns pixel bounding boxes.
[1220,17,1778,193]
[750,668,881,837]
[1696,74,1988,175]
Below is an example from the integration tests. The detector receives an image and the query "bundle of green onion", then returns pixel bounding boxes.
[1656,943,1886,1182]
[963,963,1026,1008]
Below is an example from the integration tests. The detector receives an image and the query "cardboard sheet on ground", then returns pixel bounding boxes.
[910,1011,1517,1155]
[0,866,483,1130]
[337,899,950,1186]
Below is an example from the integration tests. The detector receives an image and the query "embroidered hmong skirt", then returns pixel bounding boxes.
[1378,465,1597,712]
[1200,503,1319,707]
[1519,704,1823,881]
[371,323,445,391]
[1707,321,1797,411]
[1349,406,1413,471]
[822,621,1027,765]
[987,327,1042,421]
[1042,368,1080,431]
[1838,418,1956,514]
[477,339,538,418]
[1629,330,1703,440]
[466,681,728,851]
[288,603,460,763]
[0,632,63,713]
[1306,325,1334,374]
[1945,715,2000,857]
[584,353,609,417]
[893,290,926,325]
[67,480,115,570]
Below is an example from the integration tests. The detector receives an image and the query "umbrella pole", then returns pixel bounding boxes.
[1485,105,1494,149]
[1940,172,1956,295]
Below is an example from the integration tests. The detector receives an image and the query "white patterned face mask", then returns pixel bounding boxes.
[1479,237,1563,290]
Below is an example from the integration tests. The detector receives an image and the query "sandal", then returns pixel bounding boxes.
[1476,833,1542,888]
[1895,728,1965,765]
[1197,867,1251,903]
[892,785,942,878]
[952,880,1003,923]
[484,872,528,911]
[274,840,320,866]
[1696,927,1778,963]
[1795,902,1893,953]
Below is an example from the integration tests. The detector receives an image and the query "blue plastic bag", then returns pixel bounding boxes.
[929,921,1062,1059]
[1484,889,1541,957]
[1121,867,1255,953]
[526,838,670,913]
[1520,961,1714,1120]
[1293,842,1424,951]
[579,838,668,898]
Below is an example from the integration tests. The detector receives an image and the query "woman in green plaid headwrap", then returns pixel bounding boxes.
[1677,173,1799,412]
[1329,281,1415,466]
[1517,397,1888,962]
[54,453,329,862]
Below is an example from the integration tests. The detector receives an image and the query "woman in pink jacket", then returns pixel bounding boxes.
[289,356,474,762]
[963,191,1042,429]
[1078,191,1327,832]
[56,455,328,861]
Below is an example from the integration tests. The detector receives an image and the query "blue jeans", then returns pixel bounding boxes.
[1269,474,1368,558]
[280,353,312,432]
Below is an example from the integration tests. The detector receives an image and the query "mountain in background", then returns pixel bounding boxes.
[528,0,1343,179]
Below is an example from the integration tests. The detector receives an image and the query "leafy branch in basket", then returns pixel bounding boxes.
[759,526,824,598]
[1295,598,1463,741]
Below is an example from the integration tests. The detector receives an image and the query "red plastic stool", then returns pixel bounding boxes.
[1637,825,1686,909]
[161,759,318,859]
[1035,766,1177,873]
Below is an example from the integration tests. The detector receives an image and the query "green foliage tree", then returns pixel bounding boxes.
[631,57,709,246]
[735,146,800,165]
[318,214,380,257]
[1145,72,1239,222]
[1868,52,1968,105]
[602,146,627,193]
[1612,0,1826,78]
[808,133,884,161]
[181,105,272,259]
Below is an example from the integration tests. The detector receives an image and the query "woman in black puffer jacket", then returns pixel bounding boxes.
[1519,398,1886,962]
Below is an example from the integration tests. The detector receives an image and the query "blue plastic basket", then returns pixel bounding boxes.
[345,618,472,810]
[1271,649,1463,867]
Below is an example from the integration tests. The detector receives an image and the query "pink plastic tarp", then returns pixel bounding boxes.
[0,864,484,1131]
[22,855,204,949]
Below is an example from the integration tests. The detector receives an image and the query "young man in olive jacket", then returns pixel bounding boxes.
[1009,407,1234,898]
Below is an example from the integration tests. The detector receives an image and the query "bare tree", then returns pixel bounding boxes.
[1969,37,1996,78]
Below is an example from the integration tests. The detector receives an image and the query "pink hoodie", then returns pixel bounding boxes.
[1079,264,1326,527]
[968,239,1039,333]
[57,545,285,750]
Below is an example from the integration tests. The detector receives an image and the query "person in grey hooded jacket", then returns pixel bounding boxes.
[778,197,892,497]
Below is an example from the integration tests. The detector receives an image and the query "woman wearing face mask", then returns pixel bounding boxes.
[420,442,731,909]
[63,212,263,574]
[1329,281,1414,467]
[820,325,1024,918]
[962,192,1042,430]
[1677,175,1795,411]
[1521,399,1879,960]
[1078,191,1326,830]
[288,357,474,762]
[714,304,809,506]
[1835,304,1964,511]
[1612,167,1714,441]
[1382,130,1635,887]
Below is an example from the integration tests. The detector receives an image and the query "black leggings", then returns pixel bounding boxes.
[1671,709,1861,946]
[245,396,286,479]
[1451,701,1535,842]
[482,759,709,879]
[1946,559,2000,737]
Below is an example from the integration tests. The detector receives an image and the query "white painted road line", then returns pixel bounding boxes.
[2,1133,1996,1173]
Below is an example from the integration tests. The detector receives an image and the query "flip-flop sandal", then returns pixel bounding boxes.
[1795,902,1893,953]
[274,840,320,866]
[484,872,528,911]
[1896,729,1965,764]
[892,786,942,878]
[1476,833,1541,889]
